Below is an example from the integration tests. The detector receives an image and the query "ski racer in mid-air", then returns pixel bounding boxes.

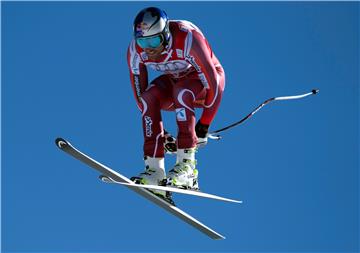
[127,7,225,199]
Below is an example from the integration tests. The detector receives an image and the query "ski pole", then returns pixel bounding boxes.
[207,89,319,140]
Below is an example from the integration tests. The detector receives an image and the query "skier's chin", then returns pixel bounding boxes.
[145,46,164,59]
[148,53,162,60]
[147,51,159,57]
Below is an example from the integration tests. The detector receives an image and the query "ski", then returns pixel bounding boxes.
[99,175,242,204]
[55,137,226,240]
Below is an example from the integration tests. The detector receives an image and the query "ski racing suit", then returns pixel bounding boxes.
[127,20,225,158]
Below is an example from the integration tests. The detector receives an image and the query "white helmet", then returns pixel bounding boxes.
[133,7,170,49]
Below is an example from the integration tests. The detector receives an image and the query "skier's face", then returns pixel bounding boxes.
[144,44,164,59]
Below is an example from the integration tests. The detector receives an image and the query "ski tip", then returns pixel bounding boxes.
[55,137,69,149]
[312,89,320,95]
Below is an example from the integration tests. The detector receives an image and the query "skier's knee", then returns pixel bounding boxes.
[174,89,195,109]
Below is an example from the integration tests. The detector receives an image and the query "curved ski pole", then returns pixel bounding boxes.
[208,89,319,140]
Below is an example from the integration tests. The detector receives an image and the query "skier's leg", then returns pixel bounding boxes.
[140,75,174,159]
[173,78,205,149]
[165,78,206,189]
[131,75,174,198]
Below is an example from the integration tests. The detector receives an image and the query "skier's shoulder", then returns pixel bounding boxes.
[170,20,206,51]
[170,20,204,36]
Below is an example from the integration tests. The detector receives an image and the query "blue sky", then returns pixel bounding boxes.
[2,1,359,252]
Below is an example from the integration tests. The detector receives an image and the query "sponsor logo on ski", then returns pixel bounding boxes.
[176,108,187,121]
[144,116,153,137]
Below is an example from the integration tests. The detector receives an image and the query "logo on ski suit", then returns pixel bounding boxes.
[176,108,187,121]
[144,116,153,137]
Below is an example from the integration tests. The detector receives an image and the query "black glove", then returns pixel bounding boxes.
[195,121,209,138]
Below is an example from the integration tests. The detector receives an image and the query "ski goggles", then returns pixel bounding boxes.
[136,34,163,49]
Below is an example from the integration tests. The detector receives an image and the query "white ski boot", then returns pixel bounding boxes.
[164,148,199,190]
[130,157,167,196]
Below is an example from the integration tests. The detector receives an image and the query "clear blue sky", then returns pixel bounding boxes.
[2,1,359,252]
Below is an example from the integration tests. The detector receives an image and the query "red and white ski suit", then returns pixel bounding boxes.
[127,20,225,158]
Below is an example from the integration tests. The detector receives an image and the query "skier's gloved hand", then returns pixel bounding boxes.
[195,120,209,148]
[164,130,177,154]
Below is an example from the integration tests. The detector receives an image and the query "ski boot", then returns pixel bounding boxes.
[163,148,199,190]
[130,157,175,205]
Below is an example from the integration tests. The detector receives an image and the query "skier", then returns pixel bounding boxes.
[127,7,225,198]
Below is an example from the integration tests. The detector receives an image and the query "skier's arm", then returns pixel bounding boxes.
[186,32,223,127]
[127,42,149,111]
